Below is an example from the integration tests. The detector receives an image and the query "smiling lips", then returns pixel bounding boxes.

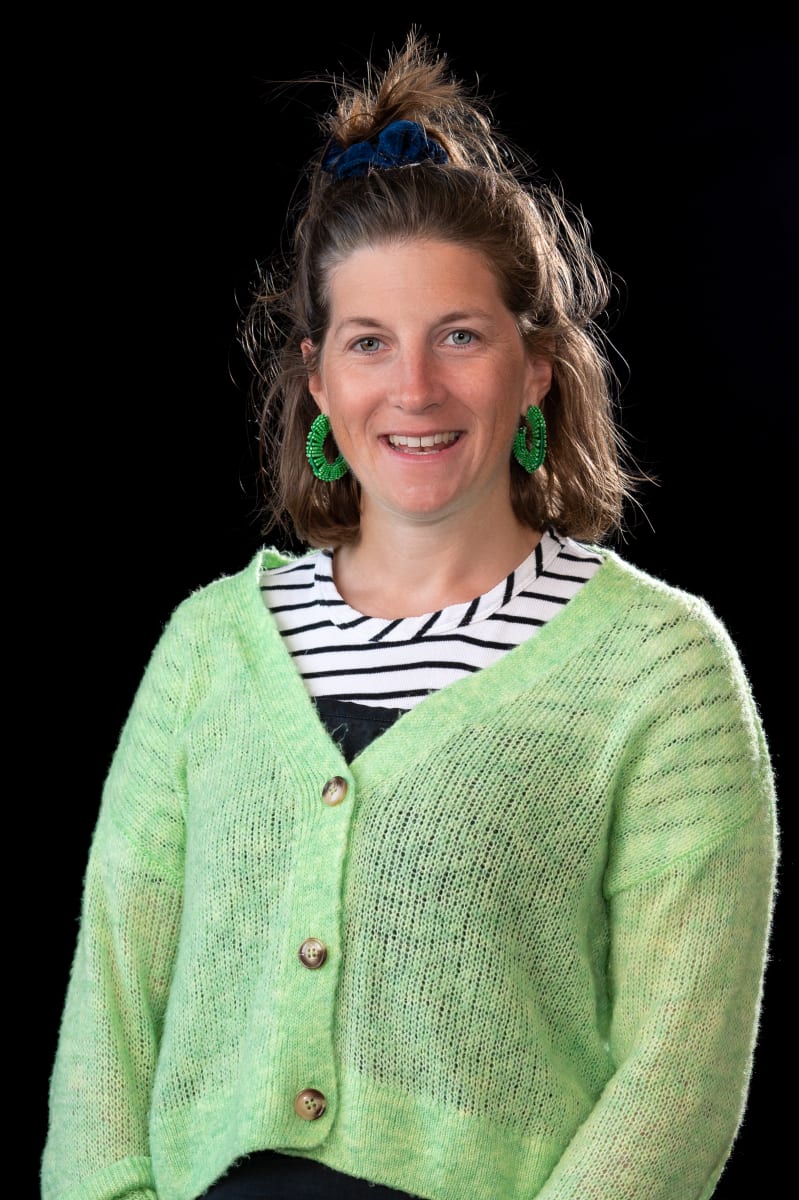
[387,431,460,454]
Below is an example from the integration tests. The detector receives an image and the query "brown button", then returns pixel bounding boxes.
[298,938,327,969]
[294,1088,327,1120]
[321,776,348,806]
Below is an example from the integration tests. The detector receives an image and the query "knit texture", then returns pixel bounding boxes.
[42,547,778,1200]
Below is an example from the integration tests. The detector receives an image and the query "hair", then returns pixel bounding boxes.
[242,31,644,549]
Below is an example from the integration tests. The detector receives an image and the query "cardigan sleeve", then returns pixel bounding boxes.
[533,599,778,1200]
[41,609,191,1200]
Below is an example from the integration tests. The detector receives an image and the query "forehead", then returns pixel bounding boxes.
[325,238,504,310]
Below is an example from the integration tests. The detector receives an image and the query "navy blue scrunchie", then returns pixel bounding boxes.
[322,119,448,179]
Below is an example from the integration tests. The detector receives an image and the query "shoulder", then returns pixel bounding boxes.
[591,546,736,643]
[172,546,307,620]
[145,546,312,663]
[584,546,760,709]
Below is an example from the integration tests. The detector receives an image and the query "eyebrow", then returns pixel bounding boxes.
[333,309,497,336]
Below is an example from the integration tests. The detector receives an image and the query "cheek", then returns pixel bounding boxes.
[325,370,377,423]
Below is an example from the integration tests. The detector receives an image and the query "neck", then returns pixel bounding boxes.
[332,505,542,619]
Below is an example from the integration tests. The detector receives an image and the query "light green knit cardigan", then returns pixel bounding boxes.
[42,547,778,1200]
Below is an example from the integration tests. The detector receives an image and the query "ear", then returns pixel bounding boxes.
[522,354,553,417]
[301,337,329,415]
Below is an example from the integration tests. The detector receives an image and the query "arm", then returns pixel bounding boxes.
[535,601,778,1200]
[42,612,190,1200]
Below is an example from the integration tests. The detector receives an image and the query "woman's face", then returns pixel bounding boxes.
[304,238,551,531]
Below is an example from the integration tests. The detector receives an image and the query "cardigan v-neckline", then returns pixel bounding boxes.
[231,544,653,786]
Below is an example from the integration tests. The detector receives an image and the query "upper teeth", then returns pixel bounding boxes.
[388,432,458,447]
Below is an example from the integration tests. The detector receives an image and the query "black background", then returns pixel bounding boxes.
[38,19,794,1197]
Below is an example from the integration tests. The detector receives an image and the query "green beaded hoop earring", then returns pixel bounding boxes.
[306,413,349,482]
[512,405,547,473]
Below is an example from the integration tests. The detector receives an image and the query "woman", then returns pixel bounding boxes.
[42,33,778,1200]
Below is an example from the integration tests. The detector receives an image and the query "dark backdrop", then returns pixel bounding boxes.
[38,21,795,1197]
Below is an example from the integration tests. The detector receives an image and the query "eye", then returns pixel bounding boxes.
[352,336,383,353]
[446,329,475,347]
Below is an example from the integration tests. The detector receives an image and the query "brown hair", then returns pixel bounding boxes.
[242,31,643,548]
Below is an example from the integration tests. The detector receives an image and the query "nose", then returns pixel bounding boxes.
[391,345,445,412]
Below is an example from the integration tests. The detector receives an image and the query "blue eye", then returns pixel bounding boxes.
[448,330,473,346]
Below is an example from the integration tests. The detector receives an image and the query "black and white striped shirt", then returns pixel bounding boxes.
[259,530,602,711]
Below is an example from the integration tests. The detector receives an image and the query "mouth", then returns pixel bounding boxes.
[386,432,461,455]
